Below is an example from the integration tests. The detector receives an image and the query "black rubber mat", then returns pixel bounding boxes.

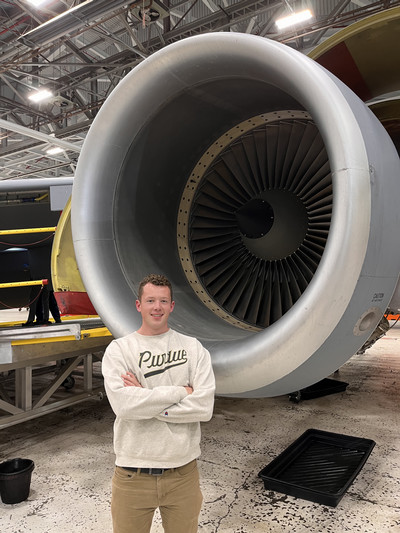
[289,378,348,403]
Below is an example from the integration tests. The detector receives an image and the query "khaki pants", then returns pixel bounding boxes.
[111,460,203,533]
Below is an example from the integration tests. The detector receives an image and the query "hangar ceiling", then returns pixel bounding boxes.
[0,0,398,183]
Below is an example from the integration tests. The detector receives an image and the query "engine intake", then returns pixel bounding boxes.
[72,33,400,397]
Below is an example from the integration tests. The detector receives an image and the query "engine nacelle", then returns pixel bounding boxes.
[72,33,400,397]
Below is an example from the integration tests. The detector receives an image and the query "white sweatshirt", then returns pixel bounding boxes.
[102,328,216,468]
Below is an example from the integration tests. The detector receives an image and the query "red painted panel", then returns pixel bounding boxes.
[54,291,97,316]
[315,42,372,101]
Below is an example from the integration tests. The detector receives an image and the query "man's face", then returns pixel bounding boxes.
[136,283,175,335]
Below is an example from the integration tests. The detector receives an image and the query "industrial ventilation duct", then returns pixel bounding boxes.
[72,33,400,397]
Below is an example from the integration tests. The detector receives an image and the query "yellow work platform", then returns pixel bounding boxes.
[0,318,113,429]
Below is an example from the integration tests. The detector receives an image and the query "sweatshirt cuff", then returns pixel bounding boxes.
[161,386,187,418]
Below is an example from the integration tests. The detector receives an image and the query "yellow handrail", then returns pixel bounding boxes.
[0,227,56,235]
[0,279,48,289]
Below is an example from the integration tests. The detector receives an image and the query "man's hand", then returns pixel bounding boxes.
[184,386,193,394]
[122,371,143,388]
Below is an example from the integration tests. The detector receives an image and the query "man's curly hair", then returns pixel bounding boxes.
[138,274,173,301]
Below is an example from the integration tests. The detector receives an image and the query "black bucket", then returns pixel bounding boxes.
[0,458,35,504]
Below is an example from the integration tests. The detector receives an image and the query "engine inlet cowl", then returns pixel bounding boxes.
[72,33,400,397]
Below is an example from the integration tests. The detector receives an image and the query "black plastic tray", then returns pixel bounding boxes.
[258,429,375,507]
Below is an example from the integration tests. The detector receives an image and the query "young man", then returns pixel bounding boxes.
[102,274,216,533]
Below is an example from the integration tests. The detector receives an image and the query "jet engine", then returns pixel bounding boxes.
[71,33,400,397]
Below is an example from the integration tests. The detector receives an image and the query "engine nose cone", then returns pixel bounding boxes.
[236,199,274,239]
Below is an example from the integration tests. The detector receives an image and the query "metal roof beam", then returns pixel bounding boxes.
[0,118,81,153]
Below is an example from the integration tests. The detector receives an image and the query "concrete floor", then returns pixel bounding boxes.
[0,318,399,532]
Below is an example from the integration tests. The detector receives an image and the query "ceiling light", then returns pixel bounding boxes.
[276,9,313,30]
[28,88,53,102]
[26,0,50,7]
[18,0,131,47]
[46,146,64,155]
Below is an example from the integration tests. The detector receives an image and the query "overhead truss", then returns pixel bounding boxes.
[0,0,398,181]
